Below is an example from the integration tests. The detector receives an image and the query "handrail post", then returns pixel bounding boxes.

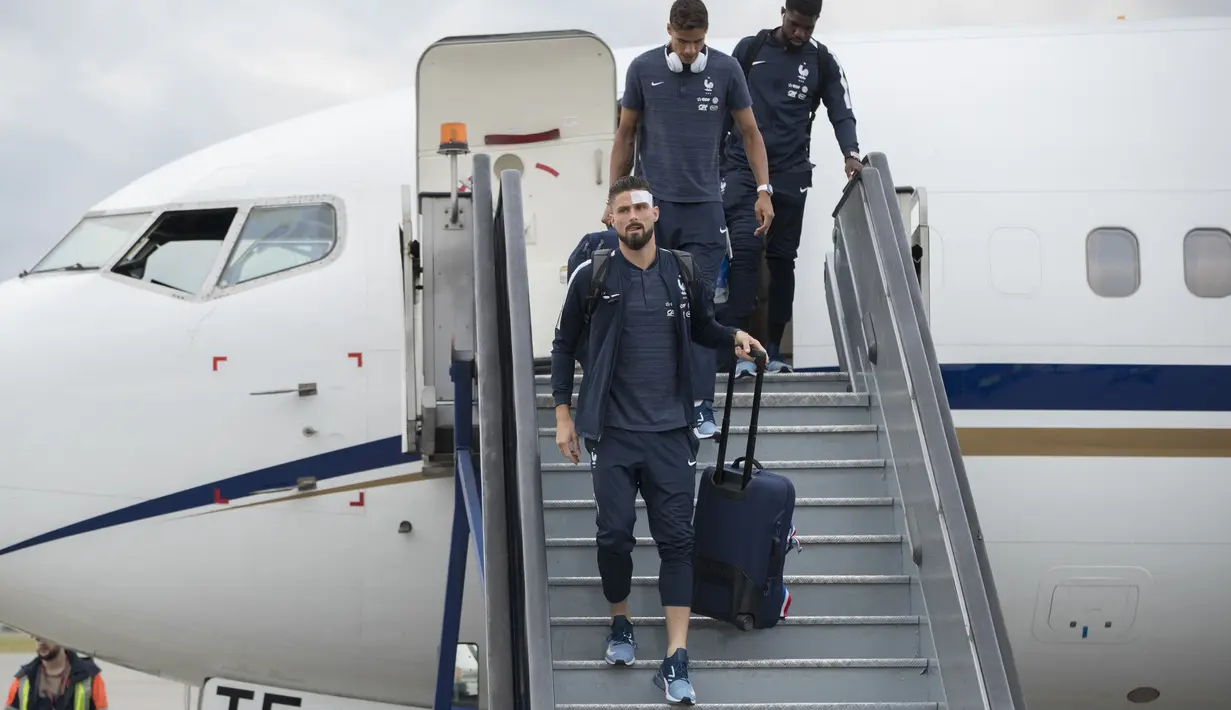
[433,349,484,710]
[472,153,516,710]
[498,169,556,710]
[826,154,1024,708]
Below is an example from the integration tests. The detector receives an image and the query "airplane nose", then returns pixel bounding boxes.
[0,273,190,550]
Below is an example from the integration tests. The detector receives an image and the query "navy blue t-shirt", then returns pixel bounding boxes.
[605,253,688,432]
[620,46,753,203]
[723,33,859,174]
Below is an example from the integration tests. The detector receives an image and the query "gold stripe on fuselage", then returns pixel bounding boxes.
[956,427,1231,457]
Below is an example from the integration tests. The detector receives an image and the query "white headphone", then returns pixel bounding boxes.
[664,44,708,73]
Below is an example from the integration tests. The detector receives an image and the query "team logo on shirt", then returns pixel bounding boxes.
[696,77,719,111]
[787,64,812,101]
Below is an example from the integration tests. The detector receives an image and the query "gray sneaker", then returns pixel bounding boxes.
[604,616,637,666]
[693,401,718,440]
[653,648,696,704]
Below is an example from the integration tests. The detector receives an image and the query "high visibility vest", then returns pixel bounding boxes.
[15,676,91,710]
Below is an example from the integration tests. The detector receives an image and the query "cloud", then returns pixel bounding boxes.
[0,0,1227,276]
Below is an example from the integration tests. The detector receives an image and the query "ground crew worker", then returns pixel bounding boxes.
[606,0,774,439]
[5,637,109,710]
[553,176,764,705]
[720,0,862,374]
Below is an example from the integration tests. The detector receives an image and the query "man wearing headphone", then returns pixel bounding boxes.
[607,0,773,441]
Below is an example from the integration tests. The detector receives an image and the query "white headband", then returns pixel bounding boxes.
[628,189,653,206]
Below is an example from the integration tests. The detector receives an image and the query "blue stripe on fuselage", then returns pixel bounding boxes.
[796,363,1231,412]
[2,363,1228,558]
[0,435,416,557]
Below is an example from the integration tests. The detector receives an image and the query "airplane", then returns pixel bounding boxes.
[0,14,1228,710]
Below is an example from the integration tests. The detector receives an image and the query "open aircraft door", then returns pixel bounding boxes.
[896,186,931,318]
[412,30,618,461]
[399,184,420,456]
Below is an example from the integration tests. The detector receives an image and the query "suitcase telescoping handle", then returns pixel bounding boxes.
[715,347,768,490]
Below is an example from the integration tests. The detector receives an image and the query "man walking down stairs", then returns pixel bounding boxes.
[550,175,766,705]
[537,365,941,708]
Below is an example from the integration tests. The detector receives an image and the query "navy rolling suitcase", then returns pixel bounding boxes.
[691,352,799,631]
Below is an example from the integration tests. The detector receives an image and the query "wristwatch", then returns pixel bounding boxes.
[757,184,773,196]
[845,151,861,162]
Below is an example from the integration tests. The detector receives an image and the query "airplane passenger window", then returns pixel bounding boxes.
[27,212,151,274]
[111,208,238,293]
[1183,228,1231,298]
[1086,227,1140,298]
[217,203,337,287]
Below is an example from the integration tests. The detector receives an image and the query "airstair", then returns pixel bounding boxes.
[417,144,1025,710]
[534,370,933,707]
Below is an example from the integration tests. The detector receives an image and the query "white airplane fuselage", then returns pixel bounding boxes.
[0,17,1228,710]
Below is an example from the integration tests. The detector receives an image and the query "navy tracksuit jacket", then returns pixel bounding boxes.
[551,247,737,442]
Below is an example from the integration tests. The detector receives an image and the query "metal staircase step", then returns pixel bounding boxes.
[545,535,904,577]
[541,459,889,499]
[542,497,896,538]
[547,575,912,618]
[535,371,852,394]
[556,704,938,710]
[551,659,932,704]
[532,367,951,708]
[538,424,881,462]
[536,392,870,427]
[550,615,921,661]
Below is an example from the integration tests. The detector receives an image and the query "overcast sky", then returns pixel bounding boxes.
[2,0,1227,277]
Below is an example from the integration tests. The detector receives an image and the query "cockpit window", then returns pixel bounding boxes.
[27,212,151,274]
[218,203,337,287]
[111,208,237,293]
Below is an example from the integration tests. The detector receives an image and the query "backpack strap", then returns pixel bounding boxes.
[584,249,613,323]
[806,39,825,135]
[667,249,698,287]
[739,29,772,80]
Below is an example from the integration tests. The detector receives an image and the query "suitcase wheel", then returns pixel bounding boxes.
[735,614,754,631]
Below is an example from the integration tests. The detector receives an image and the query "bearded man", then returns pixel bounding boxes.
[550,174,764,704]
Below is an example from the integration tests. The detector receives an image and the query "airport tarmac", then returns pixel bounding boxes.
[0,652,200,709]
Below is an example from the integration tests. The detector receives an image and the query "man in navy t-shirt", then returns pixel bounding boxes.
[720,0,863,375]
[607,0,774,440]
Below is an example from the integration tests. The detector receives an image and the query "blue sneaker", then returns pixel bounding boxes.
[693,401,717,439]
[765,343,793,374]
[604,616,636,666]
[653,648,696,704]
[766,358,793,373]
[733,360,757,379]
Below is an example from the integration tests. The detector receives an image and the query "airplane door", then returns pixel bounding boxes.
[897,187,931,319]
[415,30,618,360]
[399,185,420,456]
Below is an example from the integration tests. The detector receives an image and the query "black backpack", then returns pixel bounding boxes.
[577,248,701,355]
